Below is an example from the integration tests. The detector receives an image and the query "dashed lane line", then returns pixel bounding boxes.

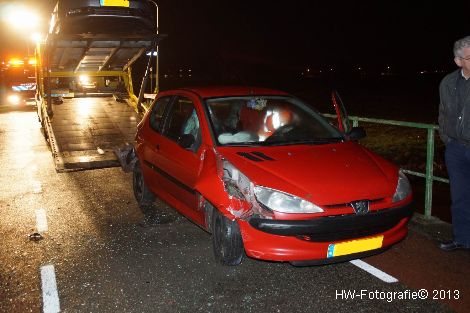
[32,180,43,194]
[36,209,60,312]
[40,264,61,313]
[35,209,48,233]
[350,259,399,283]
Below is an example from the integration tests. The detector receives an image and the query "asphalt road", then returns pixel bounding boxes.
[0,106,468,313]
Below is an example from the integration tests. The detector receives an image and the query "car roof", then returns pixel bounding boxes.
[160,86,290,99]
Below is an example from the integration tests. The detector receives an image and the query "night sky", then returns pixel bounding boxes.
[156,0,470,74]
[1,0,469,75]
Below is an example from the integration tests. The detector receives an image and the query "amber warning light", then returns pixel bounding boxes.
[8,58,24,67]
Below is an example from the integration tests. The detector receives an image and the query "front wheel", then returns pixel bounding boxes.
[133,161,156,213]
[211,208,244,266]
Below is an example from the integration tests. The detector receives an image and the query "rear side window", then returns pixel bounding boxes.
[149,96,172,132]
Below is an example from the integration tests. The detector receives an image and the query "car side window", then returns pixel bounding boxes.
[163,97,202,151]
[149,96,172,132]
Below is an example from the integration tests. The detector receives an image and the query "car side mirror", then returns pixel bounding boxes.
[348,126,366,141]
[178,134,196,149]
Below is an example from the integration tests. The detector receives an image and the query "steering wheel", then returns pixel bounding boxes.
[265,125,294,142]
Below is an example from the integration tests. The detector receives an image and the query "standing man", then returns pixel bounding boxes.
[438,36,470,251]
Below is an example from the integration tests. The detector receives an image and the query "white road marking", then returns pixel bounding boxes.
[350,259,398,283]
[35,209,48,233]
[40,265,60,313]
[32,180,42,193]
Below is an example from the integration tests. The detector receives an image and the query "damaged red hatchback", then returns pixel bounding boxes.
[134,87,413,266]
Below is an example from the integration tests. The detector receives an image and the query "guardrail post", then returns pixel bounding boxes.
[424,128,435,218]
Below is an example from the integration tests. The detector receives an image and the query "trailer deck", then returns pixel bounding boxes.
[45,96,140,171]
[36,4,164,172]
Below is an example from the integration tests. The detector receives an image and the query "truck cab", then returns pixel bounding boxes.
[0,57,36,106]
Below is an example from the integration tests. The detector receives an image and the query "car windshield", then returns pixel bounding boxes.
[206,96,343,146]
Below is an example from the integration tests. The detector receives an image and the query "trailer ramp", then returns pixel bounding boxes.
[46,96,140,172]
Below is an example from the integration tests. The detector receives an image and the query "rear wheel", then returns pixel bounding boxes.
[211,208,244,266]
[133,161,156,212]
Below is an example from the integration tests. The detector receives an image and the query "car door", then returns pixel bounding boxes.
[331,90,352,133]
[139,95,173,193]
[155,95,205,225]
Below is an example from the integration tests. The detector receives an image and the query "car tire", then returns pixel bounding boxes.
[211,208,244,266]
[133,161,156,212]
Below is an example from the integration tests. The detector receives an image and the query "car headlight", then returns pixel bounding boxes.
[392,170,411,202]
[254,186,323,214]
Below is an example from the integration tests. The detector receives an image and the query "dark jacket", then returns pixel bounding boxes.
[438,69,470,145]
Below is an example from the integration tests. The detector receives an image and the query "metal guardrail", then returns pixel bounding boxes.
[324,114,449,218]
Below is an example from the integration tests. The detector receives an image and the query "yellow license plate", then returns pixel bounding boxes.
[100,0,130,7]
[327,236,383,258]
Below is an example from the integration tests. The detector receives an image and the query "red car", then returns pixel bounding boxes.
[134,86,413,266]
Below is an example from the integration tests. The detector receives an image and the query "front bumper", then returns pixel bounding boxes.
[239,203,412,263]
[249,203,412,241]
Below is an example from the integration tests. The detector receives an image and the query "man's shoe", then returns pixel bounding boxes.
[438,241,469,251]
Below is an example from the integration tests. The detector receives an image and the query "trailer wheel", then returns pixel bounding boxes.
[211,208,244,266]
[133,161,155,212]
[40,119,49,141]
[37,110,48,141]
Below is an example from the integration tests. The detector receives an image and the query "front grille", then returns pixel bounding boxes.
[248,203,413,242]
[324,198,385,210]
[295,222,396,242]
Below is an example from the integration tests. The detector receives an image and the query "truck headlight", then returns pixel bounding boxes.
[7,94,21,105]
[254,186,323,214]
[392,170,411,202]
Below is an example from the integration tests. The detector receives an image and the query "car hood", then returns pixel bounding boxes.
[217,142,398,206]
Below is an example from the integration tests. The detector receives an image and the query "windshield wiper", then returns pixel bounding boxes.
[222,142,262,147]
[221,137,344,147]
[301,137,344,144]
[260,137,344,146]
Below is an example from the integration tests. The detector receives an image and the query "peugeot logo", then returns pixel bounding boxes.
[350,200,370,215]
